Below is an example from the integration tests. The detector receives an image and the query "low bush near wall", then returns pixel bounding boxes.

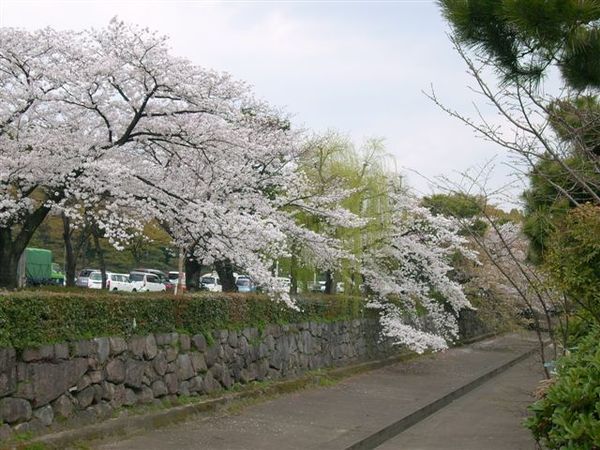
[525,326,600,449]
[0,291,367,349]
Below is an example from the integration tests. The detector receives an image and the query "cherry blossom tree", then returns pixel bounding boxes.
[0,20,313,291]
[362,182,478,353]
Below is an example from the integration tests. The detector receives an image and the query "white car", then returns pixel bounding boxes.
[129,271,166,292]
[108,273,134,292]
[200,273,222,292]
[87,270,112,289]
[168,271,186,291]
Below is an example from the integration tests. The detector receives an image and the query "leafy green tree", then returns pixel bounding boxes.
[545,204,600,323]
[289,133,392,294]
[440,0,600,89]
[422,193,488,235]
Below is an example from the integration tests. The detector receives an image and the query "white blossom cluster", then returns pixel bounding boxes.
[362,188,478,353]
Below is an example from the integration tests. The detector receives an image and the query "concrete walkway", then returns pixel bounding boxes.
[94,333,543,450]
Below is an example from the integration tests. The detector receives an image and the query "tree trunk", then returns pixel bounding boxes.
[175,247,185,296]
[325,270,335,295]
[0,204,52,289]
[62,214,77,287]
[0,228,19,289]
[215,259,237,292]
[185,253,202,291]
[290,242,298,295]
[92,228,107,289]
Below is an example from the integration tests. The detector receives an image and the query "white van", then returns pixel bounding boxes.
[87,271,112,289]
[200,273,222,292]
[129,271,166,292]
[108,273,134,292]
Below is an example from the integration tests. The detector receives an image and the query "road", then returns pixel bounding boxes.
[93,333,543,450]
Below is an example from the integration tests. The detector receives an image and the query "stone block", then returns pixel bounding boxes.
[88,370,103,384]
[179,334,191,352]
[154,333,173,346]
[89,401,112,420]
[209,363,224,383]
[0,397,32,424]
[213,330,228,345]
[191,334,207,352]
[189,352,207,373]
[51,394,74,419]
[124,360,146,388]
[151,380,168,397]
[105,359,125,383]
[204,344,223,368]
[22,345,54,362]
[242,327,259,342]
[15,358,88,407]
[257,359,269,380]
[153,352,168,376]
[101,382,115,401]
[91,384,102,404]
[123,389,136,406]
[72,340,94,357]
[128,336,146,359]
[54,343,69,360]
[202,372,219,394]
[94,337,110,364]
[110,384,127,409]
[137,386,154,404]
[227,331,239,348]
[189,376,203,393]
[144,335,158,360]
[0,351,16,397]
[176,355,194,381]
[165,373,178,394]
[221,370,233,389]
[178,380,190,396]
[109,337,127,356]
[77,386,95,409]
[76,374,92,391]
[165,347,178,363]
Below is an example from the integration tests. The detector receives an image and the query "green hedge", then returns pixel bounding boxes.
[525,326,600,449]
[0,290,369,349]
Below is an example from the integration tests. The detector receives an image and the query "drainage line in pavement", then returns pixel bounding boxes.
[345,347,538,450]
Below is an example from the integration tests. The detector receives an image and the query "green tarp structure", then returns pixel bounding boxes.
[25,248,52,283]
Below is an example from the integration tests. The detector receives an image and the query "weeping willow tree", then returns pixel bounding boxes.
[287,132,395,294]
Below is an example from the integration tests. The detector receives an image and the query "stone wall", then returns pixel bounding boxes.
[0,319,393,441]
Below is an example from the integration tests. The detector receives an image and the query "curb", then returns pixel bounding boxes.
[344,344,539,450]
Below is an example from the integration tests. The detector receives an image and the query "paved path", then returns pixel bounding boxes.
[377,354,543,450]
[94,333,543,450]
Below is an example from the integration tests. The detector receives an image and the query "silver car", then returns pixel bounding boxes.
[76,269,98,288]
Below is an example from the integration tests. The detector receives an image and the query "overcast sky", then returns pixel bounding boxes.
[0,0,524,207]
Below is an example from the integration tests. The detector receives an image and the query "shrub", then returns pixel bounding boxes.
[0,290,367,349]
[546,204,600,324]
[525,327,600,449]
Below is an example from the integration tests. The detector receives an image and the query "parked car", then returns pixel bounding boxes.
[309,281,326,293]
[200,273,222,292]
[168,271,186,291]
[235,276,256,293]
[108,273,134,292]
[76,268,99,288]
[276,277,291,291]
[133,268,174,291]
[87,270,112,289]
[129,271,166,292]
